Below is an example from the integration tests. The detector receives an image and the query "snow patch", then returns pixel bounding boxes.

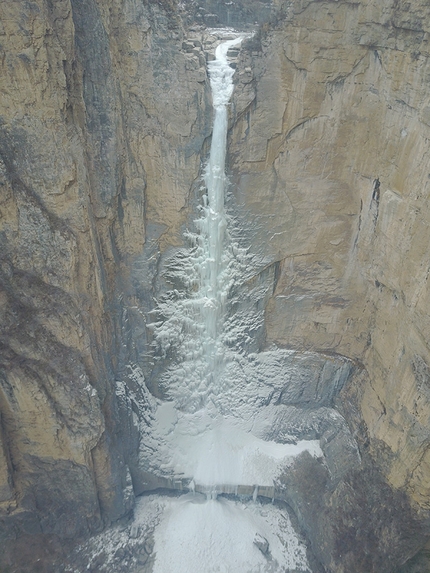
[150,495,311,573]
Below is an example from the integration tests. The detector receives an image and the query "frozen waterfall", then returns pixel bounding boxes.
[199,38,242,343]
[69,28,362,573]
[67,28,361,573]
[139,33,318,573]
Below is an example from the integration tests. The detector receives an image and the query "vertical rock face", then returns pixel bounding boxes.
[0,0,210,569]
[1,2,114,566]
[228,0,430,570]
[180,0,272,28]
[1,0,430,571]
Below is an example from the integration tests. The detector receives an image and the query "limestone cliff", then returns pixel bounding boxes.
[1,0,430,571]
[0,0,209,568]
[229,0,430,570]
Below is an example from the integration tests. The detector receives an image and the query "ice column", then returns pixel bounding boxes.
[198,38,242,349]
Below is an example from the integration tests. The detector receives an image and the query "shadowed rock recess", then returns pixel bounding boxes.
[1,0,430,571]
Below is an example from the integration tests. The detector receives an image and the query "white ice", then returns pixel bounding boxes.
[139,33,319,573]
[149,495,311,573]
[153,403,322,488]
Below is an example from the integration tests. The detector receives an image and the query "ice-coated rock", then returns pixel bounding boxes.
[254,533,270,555]
[129,525,140,539]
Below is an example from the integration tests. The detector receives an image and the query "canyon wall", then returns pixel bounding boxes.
[0,0,210,568]
[1,0,430,571]
[229,0,430,570]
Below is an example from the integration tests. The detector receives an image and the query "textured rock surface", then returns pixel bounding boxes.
[0,0,209,569]
[1,0,430,571]
[227,1,430,569]
[277,453,425,573]
[0,2,123,567]
[180,0,272,28]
